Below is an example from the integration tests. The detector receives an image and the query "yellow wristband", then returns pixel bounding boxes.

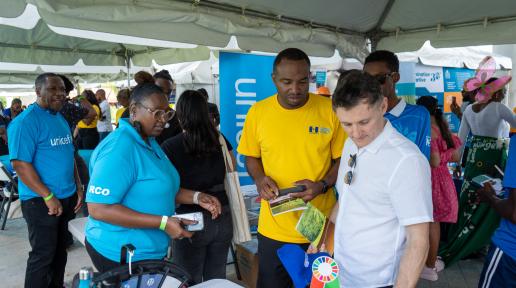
[43,193,54,202]
[159,216,168,231]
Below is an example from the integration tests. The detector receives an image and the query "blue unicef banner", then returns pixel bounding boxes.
[396,62,416,104]
[414,63,444,106]
[400,63,475,133]
[443,67,475,92]
[219,52,277,187]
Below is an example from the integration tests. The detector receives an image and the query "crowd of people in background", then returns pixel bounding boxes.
[3,47,516,288]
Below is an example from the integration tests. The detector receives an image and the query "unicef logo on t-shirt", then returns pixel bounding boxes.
[50,134,73,147]
[308,126,331,135]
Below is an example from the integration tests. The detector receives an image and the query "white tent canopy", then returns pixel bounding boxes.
[397,42,513,69]
[3,0,516,89]
[5,0,515,60]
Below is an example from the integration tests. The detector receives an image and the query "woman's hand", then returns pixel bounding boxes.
[165,217,193,239]
[198,193,222,219]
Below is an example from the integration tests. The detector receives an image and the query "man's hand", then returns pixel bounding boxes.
[45,197,63,216]
[257,176,279,200]
[74,186,83,214]
[289,179,324,202]
[165,217,194,239]
[453,165,462,179]
[476,182,497,204]
[198,193,222,219]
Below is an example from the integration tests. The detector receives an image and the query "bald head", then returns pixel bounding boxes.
[96,89,106,101]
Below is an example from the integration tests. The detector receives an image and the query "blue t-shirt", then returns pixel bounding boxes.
[3,108,11,119]
[85,119,180,262]
[385,99,431,159]
[492,135,516,260]
[7,104,75,200]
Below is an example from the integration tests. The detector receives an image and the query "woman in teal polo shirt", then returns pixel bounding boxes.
[85,78,221,273]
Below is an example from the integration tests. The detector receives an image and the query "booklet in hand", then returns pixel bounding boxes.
[296,203,335,255]
[269,185,308,216]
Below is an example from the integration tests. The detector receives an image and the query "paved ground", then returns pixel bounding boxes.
[0,218,483,288]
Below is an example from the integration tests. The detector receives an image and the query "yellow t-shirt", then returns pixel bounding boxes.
[77,105,100,129]
[116,107,126,125]
[511,107,516,134]
[237,93,347,243]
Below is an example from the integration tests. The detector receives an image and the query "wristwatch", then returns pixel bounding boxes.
[320,179,330,194]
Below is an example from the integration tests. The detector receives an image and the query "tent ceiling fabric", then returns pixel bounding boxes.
[207,0,387,33]
[377,0,516,51]
[0,0,27,18]
[0,71,129,85]
[0,0,212,67]
[2,0,516,69]
[22,0,369,60]
[0,20,211,66]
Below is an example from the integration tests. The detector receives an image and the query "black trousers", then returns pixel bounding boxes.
[77,128,99,150]
[85,239,153,274]
[171,207,233,285]
[74,153,89,216]
[21,195,77,288]
[85,239,121,273]
[257,233,310,288]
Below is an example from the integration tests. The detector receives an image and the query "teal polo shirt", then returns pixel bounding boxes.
[85,119,180,262]
[8,103,75,200]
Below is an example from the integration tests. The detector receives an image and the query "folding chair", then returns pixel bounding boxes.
[0,161,18,230]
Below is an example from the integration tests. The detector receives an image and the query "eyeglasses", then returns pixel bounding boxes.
[344,153,357,185]
[373,72,395,85]
[137,103,175,122]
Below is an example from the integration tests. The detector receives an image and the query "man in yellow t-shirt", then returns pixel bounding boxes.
[238,48,346,288]
[511,106,516,137]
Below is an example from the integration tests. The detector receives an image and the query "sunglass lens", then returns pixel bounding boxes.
[344,171,353,185]
[376,74,387,84]
[348,154,356,168]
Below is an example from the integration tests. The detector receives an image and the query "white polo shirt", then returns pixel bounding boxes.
[97,100,113,132]
[334,120,432,288]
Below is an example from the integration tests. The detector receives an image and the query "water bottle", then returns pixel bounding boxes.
[79,267,93,288]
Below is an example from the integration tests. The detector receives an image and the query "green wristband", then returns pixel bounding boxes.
[77,95,86,101]
[159,216,168,231]
[43,193,54,202]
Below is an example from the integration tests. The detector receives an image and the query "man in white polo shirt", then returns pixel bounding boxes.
[330,71,433,288]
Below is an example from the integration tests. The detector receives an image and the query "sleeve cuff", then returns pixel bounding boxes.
[400,216,433,226]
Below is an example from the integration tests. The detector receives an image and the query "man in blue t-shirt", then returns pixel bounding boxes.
[476,135,516,287]
[8,73,82,288]
[363,50,431,159]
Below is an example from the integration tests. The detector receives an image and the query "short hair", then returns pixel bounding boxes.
[35,73,59,90]
[116,88,131,101]
[197,88,209,101]
[130,82,164,106]
[335,69,360,92]
[57,74,74,94]
[273,48,310,73]
[332,70,383,109]
[11,98,22,105]
[153,70,173,83]
[364,50,399,73]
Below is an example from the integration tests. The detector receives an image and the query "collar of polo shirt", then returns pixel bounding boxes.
[387,98,406,117]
